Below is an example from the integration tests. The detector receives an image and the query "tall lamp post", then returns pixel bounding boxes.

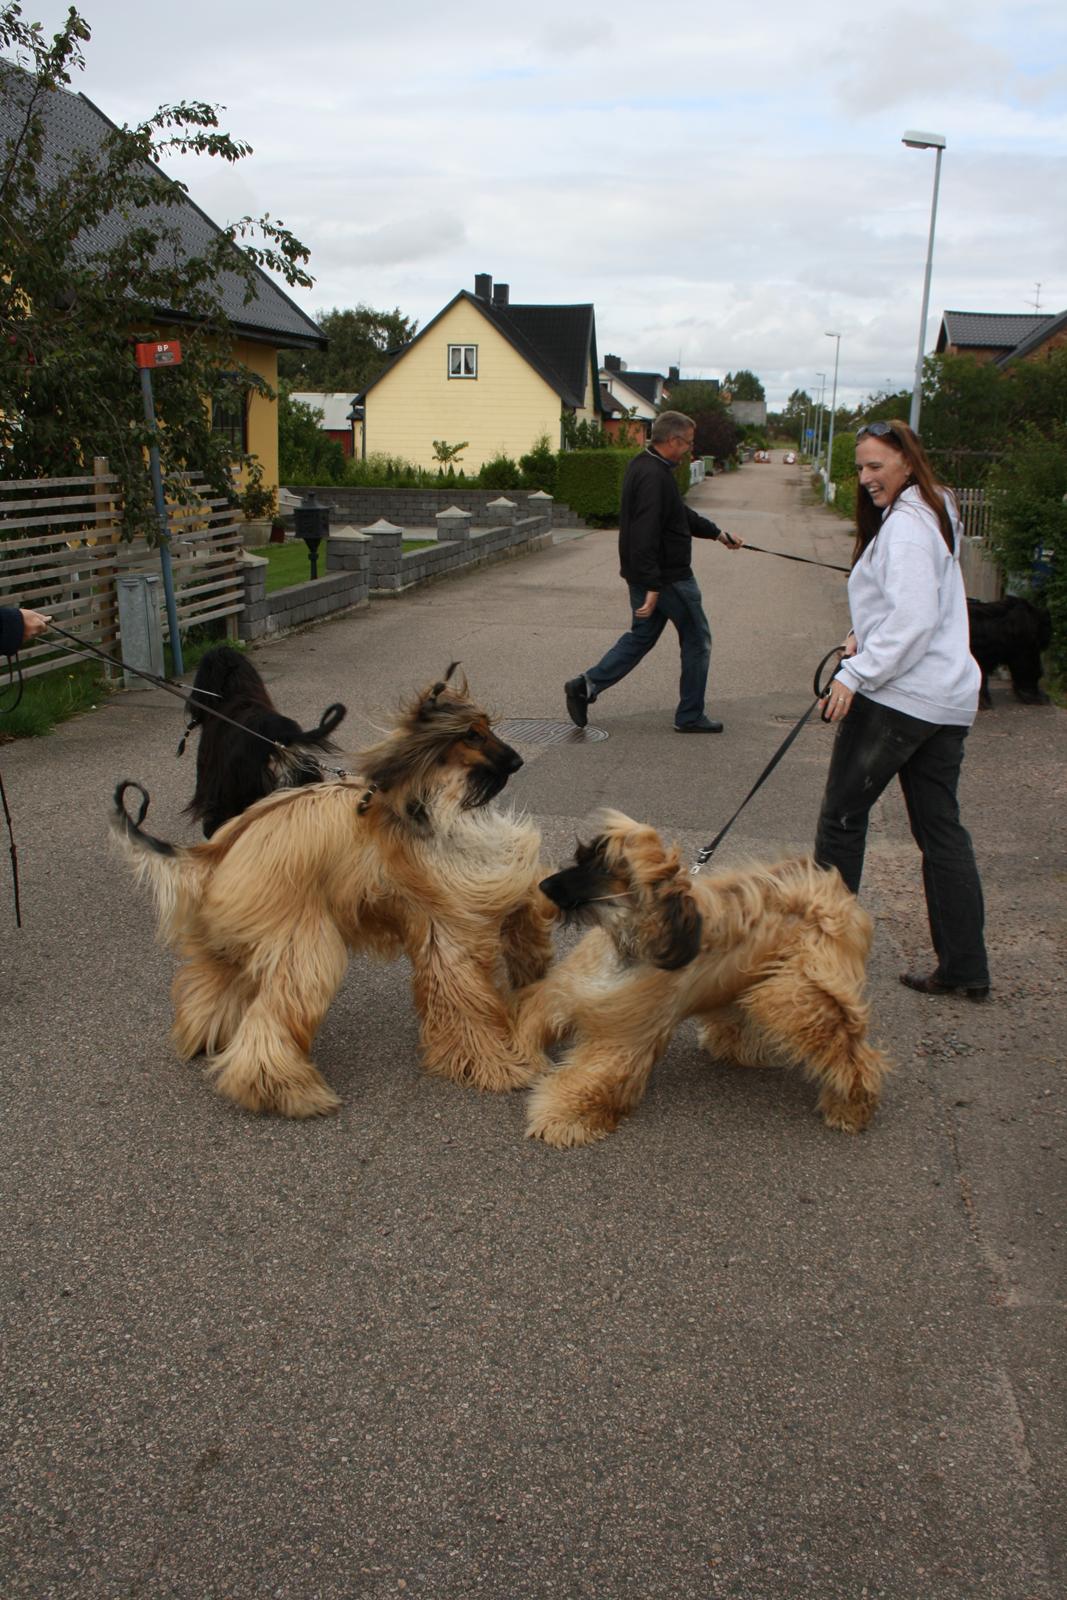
[813,371,826,465]
[903,130,946,434]
[824,332,841,504]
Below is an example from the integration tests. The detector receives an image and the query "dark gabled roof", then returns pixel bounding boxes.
[995,308,1067,367]
[615,370,666,405]
[936,311,1052,354]
[357,290,599,410]
[0,64,325,350]
[599,383,623,416]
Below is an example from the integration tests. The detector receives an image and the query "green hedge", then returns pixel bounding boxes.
[555,447,690,523]
[555,450,636,521]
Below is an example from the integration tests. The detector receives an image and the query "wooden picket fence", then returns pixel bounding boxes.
[0,459,244,681]
[953,488,1003,601]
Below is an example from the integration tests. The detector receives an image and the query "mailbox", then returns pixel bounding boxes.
[293,491,331,578]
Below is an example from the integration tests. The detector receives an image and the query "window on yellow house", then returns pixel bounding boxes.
[448,344,477,379]
[211,379,249,451]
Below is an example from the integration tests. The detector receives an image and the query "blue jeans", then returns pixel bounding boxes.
[814,692,989,987]
[584,577,712,727]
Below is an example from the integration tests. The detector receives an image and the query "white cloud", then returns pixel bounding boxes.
[20,0,1067,406]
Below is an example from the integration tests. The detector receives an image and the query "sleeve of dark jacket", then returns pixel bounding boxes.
[685,504,722,542]
[0,607,25,657]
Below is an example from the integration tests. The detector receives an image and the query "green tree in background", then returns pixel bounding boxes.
[0,3,314,536]
[277,388,345,484]
[723,369,765,401]
[987,423,1067,683]
[278,306,416,394]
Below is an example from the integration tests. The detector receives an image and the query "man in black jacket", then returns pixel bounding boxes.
[564,411,742,732]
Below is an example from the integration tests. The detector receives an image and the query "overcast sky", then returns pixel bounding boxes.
[23,0,1067,407]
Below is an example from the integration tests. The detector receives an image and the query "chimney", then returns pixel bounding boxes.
[492,282,510,307]
[474,273,492,302]
[604,354,621,372]
[668,365,680,383]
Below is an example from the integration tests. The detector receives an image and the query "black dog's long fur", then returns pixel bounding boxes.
[967,596,1051,708]
[183,646,345,837]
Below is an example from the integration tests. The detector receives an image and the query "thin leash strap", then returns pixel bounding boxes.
[43,623,290,758]
[740,542,851,575]
[0,652,25,715]
[0,768,21,928]
[691,646,844,874]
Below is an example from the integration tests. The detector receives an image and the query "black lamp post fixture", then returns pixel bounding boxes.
[293,491,331,579]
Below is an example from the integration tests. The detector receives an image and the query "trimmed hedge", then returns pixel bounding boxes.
[555,447,691,524]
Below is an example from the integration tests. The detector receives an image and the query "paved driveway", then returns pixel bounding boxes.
[2,458,1063,1598]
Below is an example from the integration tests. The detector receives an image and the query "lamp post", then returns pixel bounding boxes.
[813,371,826,466]
[903,129,946,434]
[824,332,841,504]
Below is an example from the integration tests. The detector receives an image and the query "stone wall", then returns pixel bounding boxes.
[285,486,585,531]
[238,500,554,641]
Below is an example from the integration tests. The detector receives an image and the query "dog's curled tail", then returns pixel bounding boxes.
[304,702,346,750]
[111,780,197,945]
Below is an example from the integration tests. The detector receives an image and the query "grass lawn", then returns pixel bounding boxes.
[247,537,435,594]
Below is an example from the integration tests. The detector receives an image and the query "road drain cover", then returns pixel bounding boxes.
[496,718,609,746]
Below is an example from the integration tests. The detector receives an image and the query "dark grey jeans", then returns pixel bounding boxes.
[584,576,712,727]
[814,692,989,987]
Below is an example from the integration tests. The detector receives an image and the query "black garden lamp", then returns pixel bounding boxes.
[293,491,331,579]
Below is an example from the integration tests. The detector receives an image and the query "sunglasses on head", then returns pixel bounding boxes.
[855,421,896,439]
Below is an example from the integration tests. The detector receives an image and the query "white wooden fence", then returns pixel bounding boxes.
[0,460,243,681]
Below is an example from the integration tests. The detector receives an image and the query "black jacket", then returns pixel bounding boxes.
[618,448,722,590]
[0,607,25,657]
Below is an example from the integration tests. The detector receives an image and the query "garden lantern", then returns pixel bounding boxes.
[293,491,331,579]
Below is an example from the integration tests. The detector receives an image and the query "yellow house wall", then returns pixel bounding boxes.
[574,353,599,423]
[365,301,563,470]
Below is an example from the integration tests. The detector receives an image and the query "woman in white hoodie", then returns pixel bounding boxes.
[815,420,989,1001]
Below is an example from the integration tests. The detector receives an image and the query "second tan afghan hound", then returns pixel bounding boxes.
[515,810,889,1147]
[112,667,554,1119]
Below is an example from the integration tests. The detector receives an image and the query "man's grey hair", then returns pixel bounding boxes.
[650,410,695,443]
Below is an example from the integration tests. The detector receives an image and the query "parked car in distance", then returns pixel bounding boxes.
[783,451,797,464]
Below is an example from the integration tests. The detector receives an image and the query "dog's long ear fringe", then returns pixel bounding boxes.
[649,884,703,971]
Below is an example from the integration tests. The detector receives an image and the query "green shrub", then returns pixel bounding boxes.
[830,431,856,484]
[519,434,558,494]
[555,450,637,523]
[478,454,522,489]
[987,423,1067,684]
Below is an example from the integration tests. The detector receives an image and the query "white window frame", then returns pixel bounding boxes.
[448,344,478,379]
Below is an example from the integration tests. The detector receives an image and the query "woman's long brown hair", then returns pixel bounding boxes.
[852,419,956,565]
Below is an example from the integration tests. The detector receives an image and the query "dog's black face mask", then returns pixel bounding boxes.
[460,727,523,809]
[539,838,618,927]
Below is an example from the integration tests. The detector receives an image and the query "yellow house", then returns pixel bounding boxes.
[356,274,603,471]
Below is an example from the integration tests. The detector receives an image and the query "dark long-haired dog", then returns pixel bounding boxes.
[967,596,1051,708]
[112,666,554,1119]
[514,811,889,1147]
[183,645,346,836]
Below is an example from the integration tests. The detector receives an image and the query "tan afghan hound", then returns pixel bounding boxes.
[112,667,554,1119]
[515,810,889,1147]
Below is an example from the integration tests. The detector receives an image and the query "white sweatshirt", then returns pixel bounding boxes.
[835,485,980,726]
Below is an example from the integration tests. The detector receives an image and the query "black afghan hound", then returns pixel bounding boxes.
[967,596,1051,709]
[182,646,346,837]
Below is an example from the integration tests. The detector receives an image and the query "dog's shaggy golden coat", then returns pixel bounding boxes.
[112,670,554,1118]
[516,810,889,1146]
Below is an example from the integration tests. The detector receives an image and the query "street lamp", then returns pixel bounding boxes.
[903,129,946,434]
[824,332,841,504]
[813,371,826,464]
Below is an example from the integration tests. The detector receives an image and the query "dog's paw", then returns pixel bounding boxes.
[818,1087,877,1134]
[525,1106,611,1148]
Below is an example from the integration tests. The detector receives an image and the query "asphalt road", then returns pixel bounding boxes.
[2,456,1063,1598]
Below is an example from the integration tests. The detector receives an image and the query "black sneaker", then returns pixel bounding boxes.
[675,717,724,733]
[564,676,589,728]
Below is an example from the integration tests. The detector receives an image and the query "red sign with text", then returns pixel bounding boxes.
[135,341,183,369]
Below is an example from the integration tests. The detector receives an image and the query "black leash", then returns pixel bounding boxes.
[741,542,851,575]
[691,646,844,873]
[43,623,292,758]
[0,768,21,928]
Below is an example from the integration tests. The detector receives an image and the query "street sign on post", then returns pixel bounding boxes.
[133,340,184,675]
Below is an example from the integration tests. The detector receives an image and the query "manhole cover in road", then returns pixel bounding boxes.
[496,718,609,746]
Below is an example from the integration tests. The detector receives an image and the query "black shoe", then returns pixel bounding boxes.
[564,676,590,728]
[675,717,724,733]
[900,970,990,1002]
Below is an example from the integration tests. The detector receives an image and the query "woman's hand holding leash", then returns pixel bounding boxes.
[820,640,854,723]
